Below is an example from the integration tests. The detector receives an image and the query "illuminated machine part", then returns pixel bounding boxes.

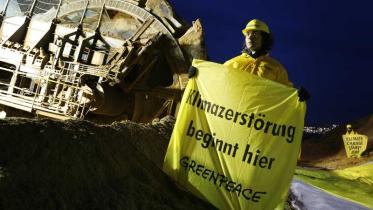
[0,0,197,122]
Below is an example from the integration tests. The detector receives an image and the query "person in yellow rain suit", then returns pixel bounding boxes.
[188,19,309,101]
[345,124,357,135]
[224,19,293,87]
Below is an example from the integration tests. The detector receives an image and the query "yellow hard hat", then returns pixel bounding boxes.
[346,124,352,128]
[242,19,270,35]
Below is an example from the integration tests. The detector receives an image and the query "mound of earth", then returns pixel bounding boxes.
[0,116,215,210]
[299,114,373,169]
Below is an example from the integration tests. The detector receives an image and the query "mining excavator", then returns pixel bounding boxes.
[0,0,206,122]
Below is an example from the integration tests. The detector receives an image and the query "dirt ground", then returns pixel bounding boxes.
[1,110,371,209]
[299,114,373,169]
[0,116,216,210]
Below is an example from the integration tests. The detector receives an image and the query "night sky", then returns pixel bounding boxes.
[170,0,373,125]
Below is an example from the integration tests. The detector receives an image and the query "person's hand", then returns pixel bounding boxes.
[188,66,198,78]
[298,87,310,102]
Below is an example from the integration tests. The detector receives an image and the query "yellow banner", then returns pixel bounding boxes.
[163,59,306,210]
[295,164,373,209]
[342,133,368,158]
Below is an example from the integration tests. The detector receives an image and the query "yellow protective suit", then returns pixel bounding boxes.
[224,52,293,87]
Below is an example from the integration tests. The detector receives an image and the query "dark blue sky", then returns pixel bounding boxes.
[170,0,373,125]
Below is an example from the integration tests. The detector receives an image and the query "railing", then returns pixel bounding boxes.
[0,61,102,119]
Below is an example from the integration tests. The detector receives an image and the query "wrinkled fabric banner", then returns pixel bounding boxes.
[163,59,306,210]
[294,163,373,209]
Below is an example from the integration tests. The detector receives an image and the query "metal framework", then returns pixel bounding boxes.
[0,0,188,120]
